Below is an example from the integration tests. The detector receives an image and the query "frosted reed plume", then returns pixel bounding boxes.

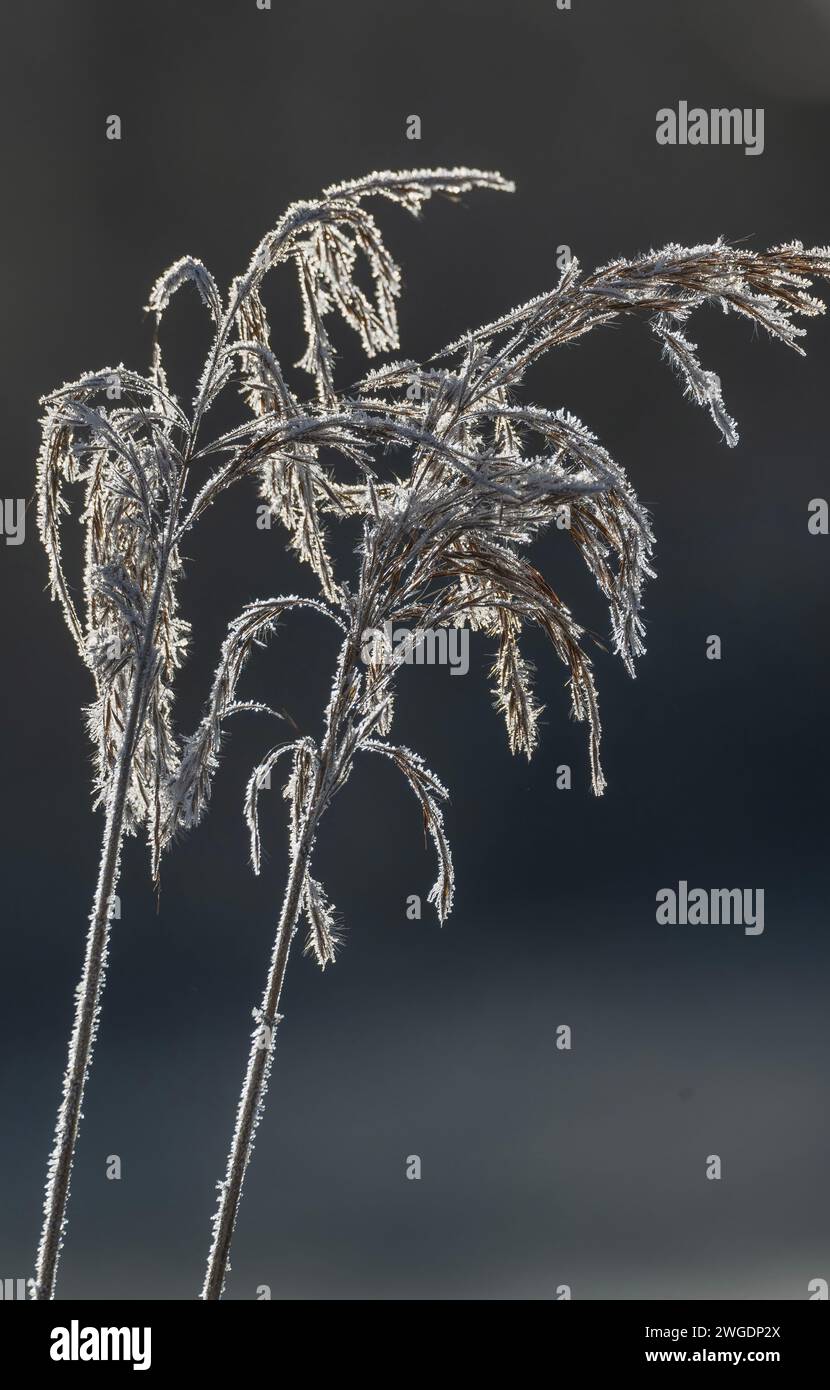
[33,168,506,1298]
[162,182,830,1296]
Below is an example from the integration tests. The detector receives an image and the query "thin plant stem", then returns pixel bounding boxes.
[35,170,512,1298]
[34,505,186,1300]
[202,634,360,1299]
[36,167,830,1299]
[201,818,313,1301]
[34,641,151,1298]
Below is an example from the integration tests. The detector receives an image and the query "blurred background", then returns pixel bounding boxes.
[0,0,828,1299]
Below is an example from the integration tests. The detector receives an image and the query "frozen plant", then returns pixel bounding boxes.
[157,180,830,1297]
[33,167,507,1298]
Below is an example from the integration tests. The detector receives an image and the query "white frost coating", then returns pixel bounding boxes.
[245,742,297,874]
[201,1006,282,1301]
[362,741,454,921]
[653,313,738,446]
[302,876,341,969]
[34,167,516,1298]
[195,215,830,1296]
[34,165,830,1299]
[146,257,223,324]
[32,802,123,1297]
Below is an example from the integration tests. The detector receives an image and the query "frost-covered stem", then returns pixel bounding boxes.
[33,611,159,1298]
[34,474,188,1299]
[202,635,360,1299]
[201,815,314,1301]
[33,651,149,1298]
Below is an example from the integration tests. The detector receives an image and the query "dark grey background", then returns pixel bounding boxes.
[1,0,828,1299]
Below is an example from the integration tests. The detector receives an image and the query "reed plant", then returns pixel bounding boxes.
[33,168,507,1297]
[151,179,829,1297]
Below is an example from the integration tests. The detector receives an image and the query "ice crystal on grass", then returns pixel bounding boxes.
[174,213,830,967]
[33,162,830,1301]
[184,184,829,1299]
[34,167,510,1299]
